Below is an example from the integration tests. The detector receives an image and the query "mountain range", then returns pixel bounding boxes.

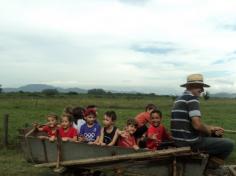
[2,84,236,98]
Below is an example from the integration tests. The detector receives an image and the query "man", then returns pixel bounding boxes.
[171,73,234,175]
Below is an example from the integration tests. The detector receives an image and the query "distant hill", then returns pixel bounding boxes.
[211,92,236,98]
[3,84,87,93]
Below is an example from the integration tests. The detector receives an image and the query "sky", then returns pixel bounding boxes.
[1,0,236,94]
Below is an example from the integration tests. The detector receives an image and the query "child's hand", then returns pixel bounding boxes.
[62,137,69,142]
[150,134,158,140]
[78,136,84,142]
[133,145,139,150]
[32,122,39,128]
[100,142,106,146]
[120,131,129,138]
[49,136,56,142]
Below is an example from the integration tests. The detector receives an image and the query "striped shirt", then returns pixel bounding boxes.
[171,90,201,143]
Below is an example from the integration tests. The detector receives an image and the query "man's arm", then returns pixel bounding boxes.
[191,116,212,135]
[191,117,224,136]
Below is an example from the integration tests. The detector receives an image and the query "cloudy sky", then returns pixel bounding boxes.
[1,0,236,94]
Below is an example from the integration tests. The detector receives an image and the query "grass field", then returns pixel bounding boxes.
[0,93,236,176]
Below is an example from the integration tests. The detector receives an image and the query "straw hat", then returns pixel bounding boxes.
[180,74,210,87]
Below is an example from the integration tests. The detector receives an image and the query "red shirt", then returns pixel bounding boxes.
[146,124,171,150]
[42,126,57,137]
[118,133,137,148]
[135,112,151,127]
[58,127,77,138]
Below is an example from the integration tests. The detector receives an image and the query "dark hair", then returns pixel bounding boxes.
[150,109,162,118]
[104,111,117,121]
[46,113,58,120]
[64,106,73,115]
[126,119,138,127]
[72,106,85,124]
[145,104,157,112]
[61,114,73,123]
[87,105,97,109]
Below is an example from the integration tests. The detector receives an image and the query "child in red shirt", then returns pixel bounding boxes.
[34,113,59,142]
[146,110,172,150]
[118,119,139,150]
[58,114,77,142]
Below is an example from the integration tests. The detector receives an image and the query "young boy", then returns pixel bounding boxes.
[34,113,59,142]
[146,110,171,150]
[99,111,119,146]
[118,119,139,150]
[58,114,78,142]
[80,109,101,144]
[134,104,157,147]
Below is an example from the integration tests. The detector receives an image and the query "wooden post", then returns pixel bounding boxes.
[3,114,9,147]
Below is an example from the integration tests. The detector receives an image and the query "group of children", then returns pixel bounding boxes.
[34,104,172,150]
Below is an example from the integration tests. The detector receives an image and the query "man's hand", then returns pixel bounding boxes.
[211,126,224,136]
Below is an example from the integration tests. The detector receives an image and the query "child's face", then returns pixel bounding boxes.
[151,112,162,127]
[47,117,57,128]
[103,115,113,127]
[126,124,137,135]
[86,114,96,125]
[61,116,71,129]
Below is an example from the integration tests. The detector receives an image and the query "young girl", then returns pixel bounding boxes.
[146,110,172,150]
[34,113,59,141]
[80,109,101,144]
[58,114,78,142]
[72,106,86,134]
[118,119,139,150]
[99,111,119,146]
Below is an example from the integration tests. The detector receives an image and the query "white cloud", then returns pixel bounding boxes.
[1,0,236,94]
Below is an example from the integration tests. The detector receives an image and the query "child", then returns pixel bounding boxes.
[58,114,78,142]
[134,104,157,139]
[146,110,172,150]
[118,119,139,150]
[34,113,59,141]
[72,106,86,134]
[99,111,119,146]
[80,109,101,144]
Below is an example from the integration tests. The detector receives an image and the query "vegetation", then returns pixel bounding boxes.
[0,93,236,175]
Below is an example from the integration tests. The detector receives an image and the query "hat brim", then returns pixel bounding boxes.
[180,82,210,88]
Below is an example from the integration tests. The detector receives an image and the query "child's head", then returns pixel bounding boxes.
[46,114,58,128]
[103,111,117,127]
[150,110,162,127]
[126,119,138,135]
[145,104,157,113]
[84,109,97,125]
[72,106,85,124]
[86,105,98,115]
[61,114,73,129]
[64,106,73,115]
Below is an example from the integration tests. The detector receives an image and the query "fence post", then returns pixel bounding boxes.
[3,114,9,147]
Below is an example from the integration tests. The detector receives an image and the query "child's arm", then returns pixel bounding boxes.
[98,127,106,145]
[108,128,119,146]
[33,122,44,131]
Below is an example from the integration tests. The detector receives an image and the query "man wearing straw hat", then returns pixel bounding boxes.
[171,73,234,175]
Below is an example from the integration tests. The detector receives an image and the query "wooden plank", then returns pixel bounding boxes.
[2,114,9,147]
[35,147,191,168]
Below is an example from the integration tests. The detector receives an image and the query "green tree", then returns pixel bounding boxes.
[88,89,106,95]
[0,84,2,93]
[42,89,59,96]
[203,91,210,101]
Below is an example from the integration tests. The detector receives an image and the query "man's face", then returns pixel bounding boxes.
[189,84,204,97]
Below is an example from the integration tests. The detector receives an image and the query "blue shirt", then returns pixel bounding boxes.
[80,123,101,142]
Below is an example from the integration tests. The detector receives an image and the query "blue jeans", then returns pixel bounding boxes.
[192,137,234,159]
